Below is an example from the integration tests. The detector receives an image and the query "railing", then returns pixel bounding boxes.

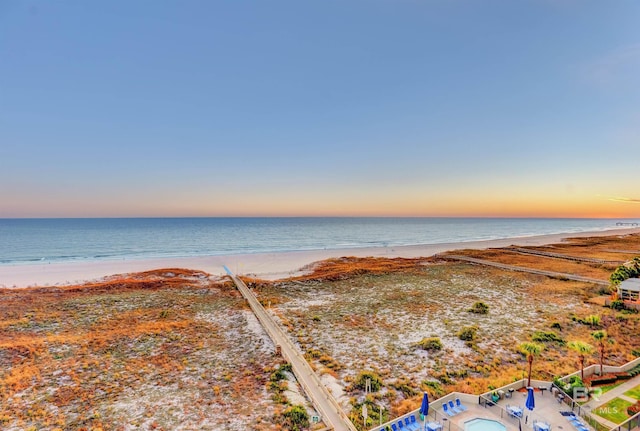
[505,247,624,265]
[369,394,474,431]
[611,412,640,431]
[557,357,640,382]
[480,388,559,430]
[550,382,611,431]
[228,271,357,431]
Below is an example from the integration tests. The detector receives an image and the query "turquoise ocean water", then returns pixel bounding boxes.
[1,218,638,265]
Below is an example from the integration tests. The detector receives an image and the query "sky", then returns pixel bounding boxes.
[1,1,639,218]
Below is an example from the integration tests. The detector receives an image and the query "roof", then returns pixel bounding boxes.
[620,278,640,292]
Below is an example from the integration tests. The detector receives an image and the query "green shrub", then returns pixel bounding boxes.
[415,337,443,351]
[628,364,640,377]
[532,331,565,344]
[609,300,626,310]
[270,368,287,382]
[468,301,489,314]
[610,258,640,286]
[584,315,601,327]
[590,376,617,386]
[458,326,477,341]
[422,380,445,397]
[627,401,640,417]
[280,405,309,431]
[352,370,383,392]
[391,381,418,397]
[569,375,584,389]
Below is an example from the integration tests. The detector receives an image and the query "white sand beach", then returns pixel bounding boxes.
[1,227,639,289]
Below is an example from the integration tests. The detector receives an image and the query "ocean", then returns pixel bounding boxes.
[1,217,638,265]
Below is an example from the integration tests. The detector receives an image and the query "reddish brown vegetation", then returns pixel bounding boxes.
[0,269,281,430]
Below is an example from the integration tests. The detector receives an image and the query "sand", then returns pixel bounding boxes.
[1,227,639,288]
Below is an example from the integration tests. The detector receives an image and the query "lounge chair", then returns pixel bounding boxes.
[409,415,420,429]
[397,419,405,430]
[442,403,455,417]
[456,398,468,411]
[569,418,588,431]
[448,400,462,414]
[404,417,419,431]
[391,424,398,431]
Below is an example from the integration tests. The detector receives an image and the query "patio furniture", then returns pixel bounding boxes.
[448,400,462,414]
[408,415,420,431]
[426,422,443,431]
[442,403,456,417]
[404,417,419,431]
[534,421,551,431]
[506,405,523,418]
[455,398,467,411]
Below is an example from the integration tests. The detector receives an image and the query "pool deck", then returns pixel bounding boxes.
[433,389,577,431]
[387,388,593,431]
[373,371,640,431]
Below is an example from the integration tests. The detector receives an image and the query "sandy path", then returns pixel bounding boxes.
[1,227,639,288]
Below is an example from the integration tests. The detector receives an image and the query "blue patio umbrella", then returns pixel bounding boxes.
[419,392,429,430]
[525,387,535,411]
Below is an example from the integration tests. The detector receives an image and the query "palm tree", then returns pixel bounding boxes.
[591,330,614,376]
[568,340,595,381]
[519,342,544,387]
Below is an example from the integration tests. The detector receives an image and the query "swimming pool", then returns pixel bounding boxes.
[464,418,507,431]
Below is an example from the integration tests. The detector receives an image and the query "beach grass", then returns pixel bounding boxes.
[257,251,639,419]
[1,232,639,430]
[0,269,287,431]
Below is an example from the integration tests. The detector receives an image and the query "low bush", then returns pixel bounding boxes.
[590,376,618,386]
[468,301,489,314]
[352,370,383,392]
[609,300,626,310]
[279,405,309,431]
[415,337,443,351]
[627,401,640,417]
[532,331,565,344]
[391,381,418,397]
[458,326,477,341]
[422,380,445,398]
[627,364,640,377]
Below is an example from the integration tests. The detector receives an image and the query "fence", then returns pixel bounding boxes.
[558,357,640,382]
[371,358,640,431]
[610,413,640,431]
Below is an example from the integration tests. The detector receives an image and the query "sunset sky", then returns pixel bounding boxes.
[1,1,639,218]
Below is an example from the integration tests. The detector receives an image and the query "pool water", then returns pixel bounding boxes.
[464,418,507,431]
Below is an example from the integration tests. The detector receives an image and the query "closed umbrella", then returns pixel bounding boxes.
[419,392,429,430]
[525,387,535,411]
[525,386,535,425]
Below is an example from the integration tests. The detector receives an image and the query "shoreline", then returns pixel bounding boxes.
[2,227,639,288]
